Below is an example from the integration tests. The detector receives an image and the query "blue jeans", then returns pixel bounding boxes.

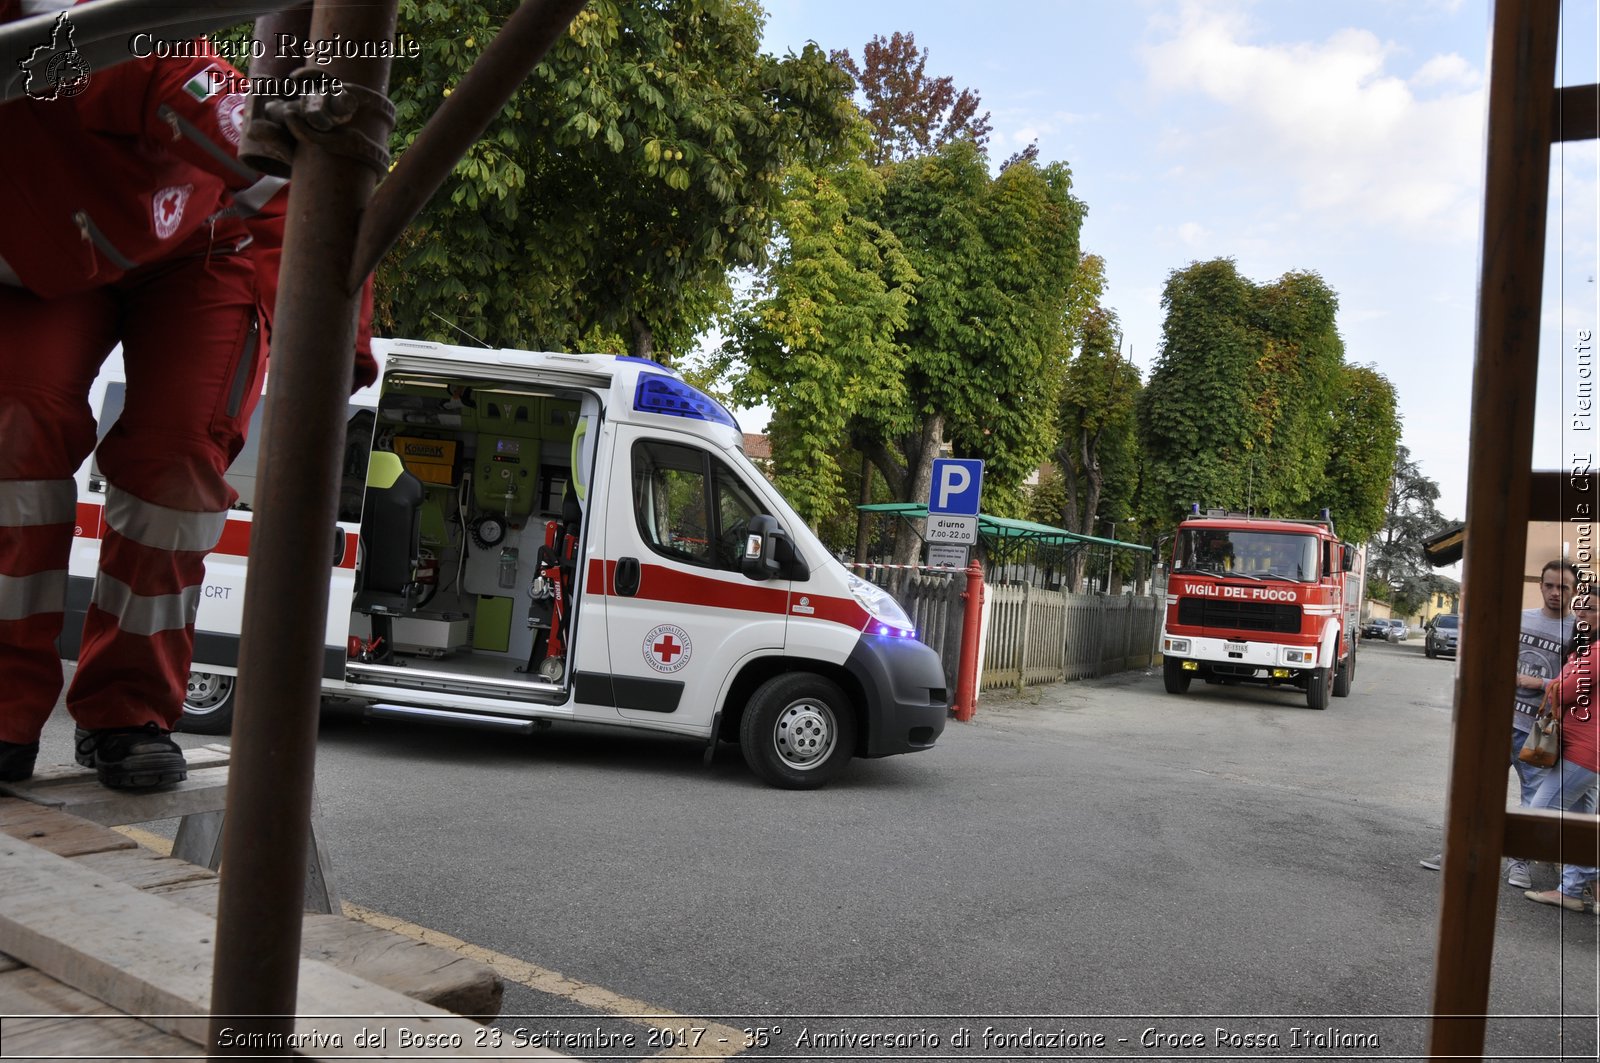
[1527,758,1600,897]
[1511,727,1550,806]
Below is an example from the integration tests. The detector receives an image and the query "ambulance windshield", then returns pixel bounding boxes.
[1174,529,1319,582]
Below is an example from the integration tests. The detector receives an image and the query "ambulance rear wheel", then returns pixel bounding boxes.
[1163,658,1191,694]
[180,671,236,735]
[740,673,856,789]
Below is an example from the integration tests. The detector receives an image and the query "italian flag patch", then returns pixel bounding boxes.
[183,68,219,101]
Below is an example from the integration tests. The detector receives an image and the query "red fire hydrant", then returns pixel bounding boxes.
[951,559,985,722]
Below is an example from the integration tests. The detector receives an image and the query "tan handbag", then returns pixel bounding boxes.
[1517,686,1561,768]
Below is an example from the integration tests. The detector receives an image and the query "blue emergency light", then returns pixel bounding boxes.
[633,372,738,429]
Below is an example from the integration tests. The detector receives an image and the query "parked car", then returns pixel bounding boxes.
[1384,618,1410,642]
[1425,614,1460,658]
[1360,617,1391,640]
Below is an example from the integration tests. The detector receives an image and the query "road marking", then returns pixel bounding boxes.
[112,825,745,1058]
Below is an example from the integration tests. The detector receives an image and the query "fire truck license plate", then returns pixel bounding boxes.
[1225,641,1246,657]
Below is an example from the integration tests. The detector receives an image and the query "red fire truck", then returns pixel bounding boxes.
[1159,508,1363,710]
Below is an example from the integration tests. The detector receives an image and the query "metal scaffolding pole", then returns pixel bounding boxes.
[207,1,398,1050]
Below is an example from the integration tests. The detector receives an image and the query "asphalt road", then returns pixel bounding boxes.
[36,637,1598,1060]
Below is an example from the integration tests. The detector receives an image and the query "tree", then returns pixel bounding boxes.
[1136,259,1384,534]
[831,32,992,166]
[717,139,917,529]
[1369,445,1456,615]
[378,0,857,361]
[1053,304,1142,588]
[864,142,1084,559]
[1321,365,1401,543]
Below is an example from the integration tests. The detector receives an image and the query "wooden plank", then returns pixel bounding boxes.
[1429,2,1562,1059]
[72,848,219,891]
[13,742,230,786]
[1554,83,1599,142]
[0,799,139,858]
[0,838,564,1058]
[1503,807,1600,863]
[0,765,230,826]
[0,966,197,1060]
[144,880,503,1018]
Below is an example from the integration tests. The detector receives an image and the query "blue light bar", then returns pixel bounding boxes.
[633,372,738,429]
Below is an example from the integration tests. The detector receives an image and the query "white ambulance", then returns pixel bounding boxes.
[69,340,947,788]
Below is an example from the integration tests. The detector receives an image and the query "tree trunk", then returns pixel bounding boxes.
[630,315,656,363]
[888,414,945,593]
[853,454,874,564]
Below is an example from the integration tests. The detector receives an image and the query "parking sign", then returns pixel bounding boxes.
[928,458,984,516]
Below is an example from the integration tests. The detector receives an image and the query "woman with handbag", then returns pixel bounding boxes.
[1523,594,1600,910]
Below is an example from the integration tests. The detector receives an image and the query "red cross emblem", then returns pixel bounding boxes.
[643,624,691,672]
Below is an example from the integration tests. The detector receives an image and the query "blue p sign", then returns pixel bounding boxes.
[929,458,984,516]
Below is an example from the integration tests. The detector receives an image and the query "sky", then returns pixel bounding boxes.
[747,0,1600,531]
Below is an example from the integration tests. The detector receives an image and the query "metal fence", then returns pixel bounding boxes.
[850,565,1162,693]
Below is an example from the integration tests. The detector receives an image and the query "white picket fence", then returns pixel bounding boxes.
[850,565,1162,692]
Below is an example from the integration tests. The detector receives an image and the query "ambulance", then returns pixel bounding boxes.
[69,340,948,788]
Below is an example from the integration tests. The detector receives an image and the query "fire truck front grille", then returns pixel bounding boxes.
[1177,599,1302,634]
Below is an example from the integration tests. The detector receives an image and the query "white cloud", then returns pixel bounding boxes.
[1141,1,1485,239]
[1177,221,1209,245]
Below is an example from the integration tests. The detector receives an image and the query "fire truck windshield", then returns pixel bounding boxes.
[1174,528,1320,582]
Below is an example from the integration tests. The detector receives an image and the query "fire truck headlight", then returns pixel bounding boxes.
[1283,648,1315,665]
[1164,637,1191,655]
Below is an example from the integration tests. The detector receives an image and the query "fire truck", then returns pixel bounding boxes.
[1158,507,1363,710]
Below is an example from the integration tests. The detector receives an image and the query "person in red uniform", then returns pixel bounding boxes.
[1523,592,1600,910]
[0,0,373,788]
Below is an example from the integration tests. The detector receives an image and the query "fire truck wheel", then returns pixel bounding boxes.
[740,673,857,789]
[179,670,236,735]
[1305,667,1331,710]
[1162,657,1192,694]
[1332,651,1353,697]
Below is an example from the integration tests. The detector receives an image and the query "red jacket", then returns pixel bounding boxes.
[1548,642,1599,773]
[0,1,376,388]
[0,4,283,299]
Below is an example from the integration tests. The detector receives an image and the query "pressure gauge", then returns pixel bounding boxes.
[470,515,506,548]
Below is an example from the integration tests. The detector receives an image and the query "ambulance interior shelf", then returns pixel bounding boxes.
[352,377,587,668]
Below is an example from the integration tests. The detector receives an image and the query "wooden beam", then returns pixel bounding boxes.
[0,838,565,1058]
[1502,807,1600,863]
[1428,1,1562,1059]
[1554,83,1599,142]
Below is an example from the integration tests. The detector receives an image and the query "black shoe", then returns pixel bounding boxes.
[73,724,187,790]
[0,740,39,783]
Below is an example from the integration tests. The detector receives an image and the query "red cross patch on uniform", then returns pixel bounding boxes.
[151,184,192,239]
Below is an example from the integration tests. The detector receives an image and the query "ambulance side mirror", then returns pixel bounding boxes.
[741,515,787,581]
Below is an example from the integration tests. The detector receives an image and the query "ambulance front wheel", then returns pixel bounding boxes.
[740,673,857,789]
[179,671,236,735]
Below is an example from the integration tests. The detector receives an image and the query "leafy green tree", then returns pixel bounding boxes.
[1322,364,1401,542]
[1137,259,1379,534]
[379,0,856,361]
[1369,445,1456,614]
[831,32,991,166]
[717,139,917,528]
[863,141,1084,563]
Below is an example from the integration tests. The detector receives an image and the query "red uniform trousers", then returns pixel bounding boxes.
[0,243,264,743]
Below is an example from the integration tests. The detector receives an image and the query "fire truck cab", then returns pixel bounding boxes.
[1158,509,1362,710]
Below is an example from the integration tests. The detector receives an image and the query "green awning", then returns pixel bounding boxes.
[856,502,1151,552]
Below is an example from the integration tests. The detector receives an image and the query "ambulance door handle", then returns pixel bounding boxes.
[614,557,641,596]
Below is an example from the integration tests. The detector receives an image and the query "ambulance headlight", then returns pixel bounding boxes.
[846,573,917,638]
